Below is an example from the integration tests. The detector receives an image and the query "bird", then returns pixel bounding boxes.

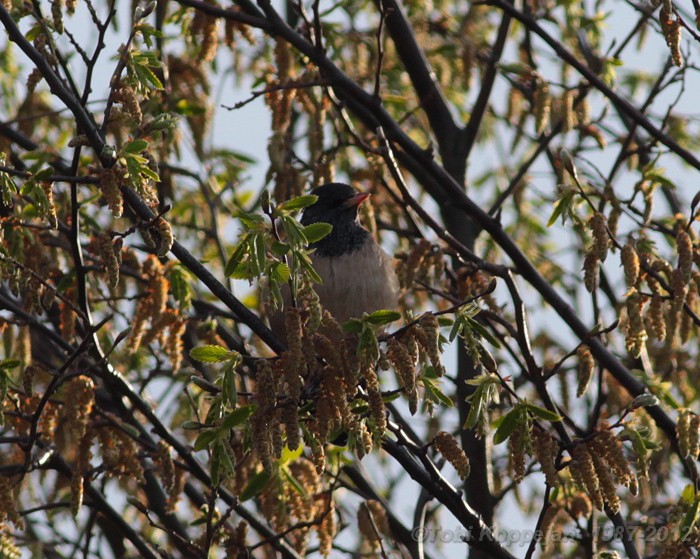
[299,182,399,325]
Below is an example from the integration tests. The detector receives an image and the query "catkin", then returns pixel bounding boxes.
[590,212,609,262]
[660,3,683,67]
[576,345,595,397]
[621,244,640,288]
[533,429,559,486]
[534,79,551,134]
[625,289,647,357]
[434,431,470,480]
[677,229,693,285]
[508,426,526,484]
[583,252,599,293]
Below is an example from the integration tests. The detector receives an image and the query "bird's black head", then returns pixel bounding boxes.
[301,182,371,257]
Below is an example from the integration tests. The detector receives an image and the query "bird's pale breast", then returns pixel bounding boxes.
[311,240,399,324]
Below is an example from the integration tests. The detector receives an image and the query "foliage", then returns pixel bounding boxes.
[1,0,700,558]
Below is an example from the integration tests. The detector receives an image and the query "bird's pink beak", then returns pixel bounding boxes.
[344,192,371,208]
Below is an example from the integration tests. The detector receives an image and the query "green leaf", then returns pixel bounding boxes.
[0,359,20,371]
[493,407,522,444]
[221,362,238,406]
[270,262,291,283]
[225,241,248,278]
[342,319,363,333]
[680,495,699,541]
[220,404,256,430]
[281,216,305,245]
[470,321,500,348]
[124,152,148,165]
[278,195,318,212]
[271,240,289,257]
[123,139,148,153]
[365,310,401,325]
[140,166,160,182]
[422,377,454,408]
[299,253,323,284]
[302,222,333,244]
[181,420,207,430]
[239,469,272,501]
[647,172,675,189]
[547,191,573,227]
[173,99,206,116]
[524,403,562,422]
[252,233,266,275]
[190,345,235,363]
[280,443,303,464]
[463,387,484,431]
[170,265,192,310]
[499,62,533,75]
[189,375,220,394]
[194,429,218,452]
[359,326,379,359]
[134,63,164,89]
[281,465,307,495]
[34,167,54,181]
[25,25,44,42]
[210,441,226,486]
[681,484,696,505]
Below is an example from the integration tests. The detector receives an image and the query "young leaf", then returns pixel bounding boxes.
[194,429,218,452]
[190,345,234,363]
[239,469,272,502]
[365,310,402,325]
[302,222,333,244]
[123,139,149,153]
[493,407,522,444]
[524,403,562,422]
[220,404,256,430]
[225,240,248,278]
[221,361,238,406]
[342,319,363,333]
[277,195,318,212]
[422,377,454,407]
[169,264,192,309]
[270,262,291,283]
